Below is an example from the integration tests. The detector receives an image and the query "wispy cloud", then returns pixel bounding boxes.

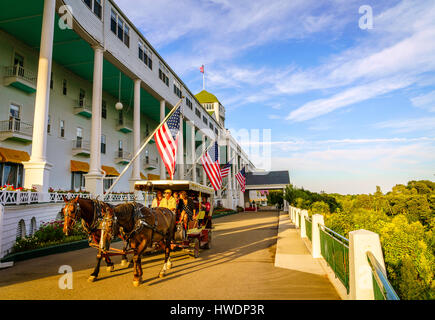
[411,90,435,112]
[375,117,435,133]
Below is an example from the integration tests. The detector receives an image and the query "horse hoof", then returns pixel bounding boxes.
[120,260,128,267]
[107,265,114,272]
[159,272,166,278]
[88,276,97,282]
[133,279,141,287]
[167,262,172,270]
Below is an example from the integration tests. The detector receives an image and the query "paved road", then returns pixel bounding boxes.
[0,211,340,300]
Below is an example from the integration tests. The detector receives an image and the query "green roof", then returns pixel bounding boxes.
[195,90,219,104]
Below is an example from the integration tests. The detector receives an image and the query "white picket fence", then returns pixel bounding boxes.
[0,190,151,206]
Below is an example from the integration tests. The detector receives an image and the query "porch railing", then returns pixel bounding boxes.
[4,65,37,84]
[0,118,33,136]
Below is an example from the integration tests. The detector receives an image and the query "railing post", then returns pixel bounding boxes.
[300,210,308,238]
[312,214,324,258]
[349,229,385,300]
[295,209,300,228]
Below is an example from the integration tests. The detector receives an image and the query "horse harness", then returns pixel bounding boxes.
[66,198,104,234]
[121,204,168,246]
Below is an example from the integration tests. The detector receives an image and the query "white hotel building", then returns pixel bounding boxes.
[0,0,255,259]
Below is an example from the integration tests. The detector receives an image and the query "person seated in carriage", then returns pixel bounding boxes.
[151,190,163,208]
[177,191,196,231]
[159,189,177,212]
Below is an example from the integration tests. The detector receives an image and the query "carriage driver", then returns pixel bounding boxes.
[159,189,177,212]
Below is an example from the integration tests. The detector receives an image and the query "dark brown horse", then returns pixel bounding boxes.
[101,203,176,286]
[62,196,131,282]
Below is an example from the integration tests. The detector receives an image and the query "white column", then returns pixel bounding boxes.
[349,230,386,300]
[312,214,324,258]
[226,138,232,208]
[129,78,141,189]
[202,134,206,185]
[159,100,166,179]
[190,122,196,182]
[23,0,56,195]
[85,46,104,197]
[177,116,184,179]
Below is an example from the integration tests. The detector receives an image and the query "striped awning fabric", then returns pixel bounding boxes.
[0,147,30,164]
[101,165,120,176]
[70,160,89,172]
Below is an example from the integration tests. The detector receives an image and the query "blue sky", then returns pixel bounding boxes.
[116,0,435,194]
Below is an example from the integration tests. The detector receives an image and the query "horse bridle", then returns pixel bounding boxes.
[64,200,81,228]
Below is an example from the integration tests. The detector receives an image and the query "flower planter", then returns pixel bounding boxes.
[0,239,90,263]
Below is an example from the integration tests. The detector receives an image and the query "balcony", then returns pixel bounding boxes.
[73,99,92,118]
[0,118,33,143]
[114,150,132,165]
[143,157,158,171]
[72,139,91,157]
[3,66,37,93]
[116,119,133,133]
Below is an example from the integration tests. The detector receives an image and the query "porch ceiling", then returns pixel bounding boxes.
[0,0,161,123]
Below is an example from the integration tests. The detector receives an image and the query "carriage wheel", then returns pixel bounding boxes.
[190,238,200,258]
[203,231,212,249]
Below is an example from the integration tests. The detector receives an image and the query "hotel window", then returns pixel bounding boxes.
[104,177,114,191]
[195,108,201,118]
[62,79,67,95]
[118,140,123,157]
[83,0,102,19]
[76,127,83,148]
[102,100,107,119]
[79,89,85,106]
[59,120,65,138]
[203,116,208,125]
[159,62,169,87]
[215,128,218,135]
[9,103,20,120]
[71,172,85,191]
[101,134,106,154]
[186,97,193,110]
[111,9,130,47]
[173,81,182,98]
[209,123,213,131]
[138,41,153,70]
[1,163,24,188]
[47,115,51,134]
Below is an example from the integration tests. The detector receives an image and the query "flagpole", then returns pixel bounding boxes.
[202,65,205,90]
[104,97,184,197]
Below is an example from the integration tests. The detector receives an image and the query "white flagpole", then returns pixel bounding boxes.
[202,65,205,90]
[104,97,184,197]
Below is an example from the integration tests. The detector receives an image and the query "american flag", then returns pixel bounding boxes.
[236,167,246,193]
[220,162,231,178]
[154,107,181,180]
[201,141,222,191]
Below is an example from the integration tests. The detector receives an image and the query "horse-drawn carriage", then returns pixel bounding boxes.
[61,179,214,286]
[134,179,214,258]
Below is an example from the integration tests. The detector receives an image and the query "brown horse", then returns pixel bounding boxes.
[62,196,131,282]
[101,203,176,286]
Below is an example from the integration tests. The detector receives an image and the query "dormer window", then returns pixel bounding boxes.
[159,62,169,87]
[173,80,182,98]
[111,8,130,47]
[138,41,153,70]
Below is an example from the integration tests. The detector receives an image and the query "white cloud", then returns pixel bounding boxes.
[411,90,435,112]
[286,77,415,121]
[270,140,435,194]
[375,117,435,133]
